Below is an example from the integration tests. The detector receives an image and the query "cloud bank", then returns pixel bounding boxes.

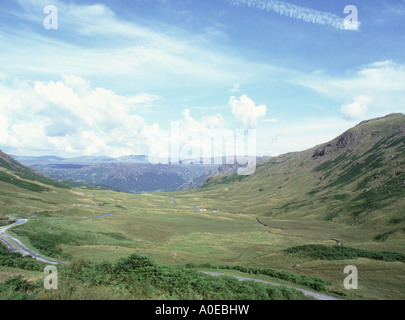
[0,75,161,157]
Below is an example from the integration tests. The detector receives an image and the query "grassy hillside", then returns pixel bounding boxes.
[0,150,121,219]
[0,150,71,193]
[174,113,405,229]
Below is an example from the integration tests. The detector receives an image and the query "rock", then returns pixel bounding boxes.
[312,148,326,158]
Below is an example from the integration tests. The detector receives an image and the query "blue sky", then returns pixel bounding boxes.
[0,0,405,158]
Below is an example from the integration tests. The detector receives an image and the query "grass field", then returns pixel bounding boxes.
[1,183,403,300]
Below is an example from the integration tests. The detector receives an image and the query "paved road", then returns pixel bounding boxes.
[203,272,343,301]
[0,219,65,265]
[81,211,127,221]
[0,211,127,266]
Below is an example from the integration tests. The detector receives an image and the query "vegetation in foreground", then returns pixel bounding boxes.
[0,252,311,300]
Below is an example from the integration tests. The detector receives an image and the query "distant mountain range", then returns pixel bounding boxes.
[10,155,214,193]
[10,154,269,193]
[11,154,152,165]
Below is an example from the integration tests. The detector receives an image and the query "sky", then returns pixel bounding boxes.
[0,0,404,158]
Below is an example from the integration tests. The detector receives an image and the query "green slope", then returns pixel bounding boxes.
[0,150,70,192]
[0,150,113,220]
[175,113,405,229]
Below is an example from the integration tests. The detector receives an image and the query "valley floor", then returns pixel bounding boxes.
[1,188,404,300]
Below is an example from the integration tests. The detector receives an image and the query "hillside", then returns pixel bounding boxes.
[176,113,405,230]
[0,150,47,179]
[0,150,71,193]
[0,150,100,220]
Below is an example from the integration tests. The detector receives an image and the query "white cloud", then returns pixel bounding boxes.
[228,0,360,31]
[0,76,161,157]
[0,75,237,158]
[146,108,229,161]
[229,95,267,128]
[340,96,371,120]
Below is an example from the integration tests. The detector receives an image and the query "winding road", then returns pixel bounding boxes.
[1,205,344,300]
[203,272,343,301]
[81,211,127,221]
[0,219,64,265]
[170,199,342,300]
[0,210,129,266]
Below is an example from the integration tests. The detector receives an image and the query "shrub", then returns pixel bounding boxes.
[0,249,44,271]
[285,244,405,263]
[66,254,309,300]
[1,275,35,292]
[184,262,331,292]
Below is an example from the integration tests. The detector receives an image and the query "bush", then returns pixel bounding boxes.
[285,244,405,263]
[0,249,44,271]
[1,275,35,292]
[185,262,331,292]
[67,254,309,300]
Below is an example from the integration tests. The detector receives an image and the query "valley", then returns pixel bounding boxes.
[14,155,217,193]
[0,114,405,300]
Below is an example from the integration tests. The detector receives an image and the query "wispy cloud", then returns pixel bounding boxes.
[0,0,273,92]
[291,60,405,119]
[227,0,358,31]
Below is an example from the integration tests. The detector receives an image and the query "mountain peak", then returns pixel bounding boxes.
[311,113,405,160]
[356,113,405,127]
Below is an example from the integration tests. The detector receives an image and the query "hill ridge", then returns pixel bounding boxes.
[195,113,405,226]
